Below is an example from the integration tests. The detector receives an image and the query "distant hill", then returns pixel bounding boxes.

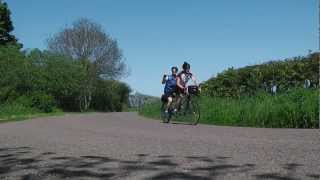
[128,92,159,108]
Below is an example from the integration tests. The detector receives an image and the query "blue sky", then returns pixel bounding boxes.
[7,0,318,96]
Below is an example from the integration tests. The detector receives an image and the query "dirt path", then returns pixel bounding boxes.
[0,112,319,180]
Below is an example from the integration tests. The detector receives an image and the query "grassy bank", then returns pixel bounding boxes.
[139,88,319,128]
[0,112,64,123]
[0,99,63,122]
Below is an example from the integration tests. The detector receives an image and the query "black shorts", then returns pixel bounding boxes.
[176,87,185,95]
[161,91,176,102]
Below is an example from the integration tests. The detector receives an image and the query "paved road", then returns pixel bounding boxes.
[0,112,319,180]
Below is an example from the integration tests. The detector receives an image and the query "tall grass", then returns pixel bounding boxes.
[138,102,162,119]
[139,88,319,128]
[0,96,62,121]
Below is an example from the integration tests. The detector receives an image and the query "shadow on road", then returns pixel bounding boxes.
[170,121,196,126]
[0,147,316,180]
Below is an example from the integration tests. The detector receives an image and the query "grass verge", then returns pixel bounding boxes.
[139,88,319,128]
[0,102,64,123]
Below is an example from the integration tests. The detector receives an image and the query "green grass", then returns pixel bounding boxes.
[138,102,162,119]
[0,101,63,123]
[0,112,64,123]
[122,106,139,112]
[139,88,319,128]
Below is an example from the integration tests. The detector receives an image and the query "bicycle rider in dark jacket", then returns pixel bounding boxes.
[161,66,179,115]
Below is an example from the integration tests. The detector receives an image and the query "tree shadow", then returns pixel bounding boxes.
[0,146,313,180]
[253,163,307,180]
[185,156,214,163]
[148,159,178,167]
[254,173,299,180]
[146,171,211,180]
[21,174,42,180]
[283,163,303,171]
[306,174,320,179]
[157,155,173,158]
[45,168,115,179]
[170,121,196,126]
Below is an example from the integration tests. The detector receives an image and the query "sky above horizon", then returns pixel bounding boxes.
[7,0,318,97]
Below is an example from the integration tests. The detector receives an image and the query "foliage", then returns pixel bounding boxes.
[199,89,318,128]
[141,53,319,128]
[47,18,127,80]
[140,89,319,128]
[0,98,39,120]
[0,1,21,47]
[0,46,131,115]
[0,45,24,103]
[24,49,88,111]
[30,92,56,113]
[91,79,131,112]
[202,53,319,97]
[47,18,129,111]
[0,7,130,118]
[139,101,162,119]
[0,96,62,121]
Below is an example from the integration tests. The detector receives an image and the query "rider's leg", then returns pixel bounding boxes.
[166,97,173,112]
[174,88,182,111]
[175,93,184,111]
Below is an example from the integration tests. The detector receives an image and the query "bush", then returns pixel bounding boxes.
[0,46,25,103]
[91,79,131,112]
[0,46,130,114]
[0,96,39,119]
[30,92,56,113]
[202,53,319,97]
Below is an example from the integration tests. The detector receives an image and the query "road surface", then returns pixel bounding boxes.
[0,112,319,180]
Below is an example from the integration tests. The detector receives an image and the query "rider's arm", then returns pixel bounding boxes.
[176,76,185,89]
[161,74,167,84]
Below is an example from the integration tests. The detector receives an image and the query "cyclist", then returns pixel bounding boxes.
[175,62,198,111]
[161,66,179,118]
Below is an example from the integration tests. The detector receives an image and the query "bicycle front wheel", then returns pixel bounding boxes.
[174,96,200,125]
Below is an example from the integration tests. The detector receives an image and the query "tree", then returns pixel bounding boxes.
[0,45,24,102]
[47,18,128,111]
[47,18,127,79]
[24,49,89,111]
[0,1,21,47]
[91,80,131,112]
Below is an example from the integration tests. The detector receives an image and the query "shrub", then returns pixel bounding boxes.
[203,53,319,97]
[91,79,131,112]
[0,96,39,119]
[30,92,56,113]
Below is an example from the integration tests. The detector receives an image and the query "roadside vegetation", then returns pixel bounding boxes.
[199,89,318,128]
[0,2,130,121]
[140,54,319,128]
